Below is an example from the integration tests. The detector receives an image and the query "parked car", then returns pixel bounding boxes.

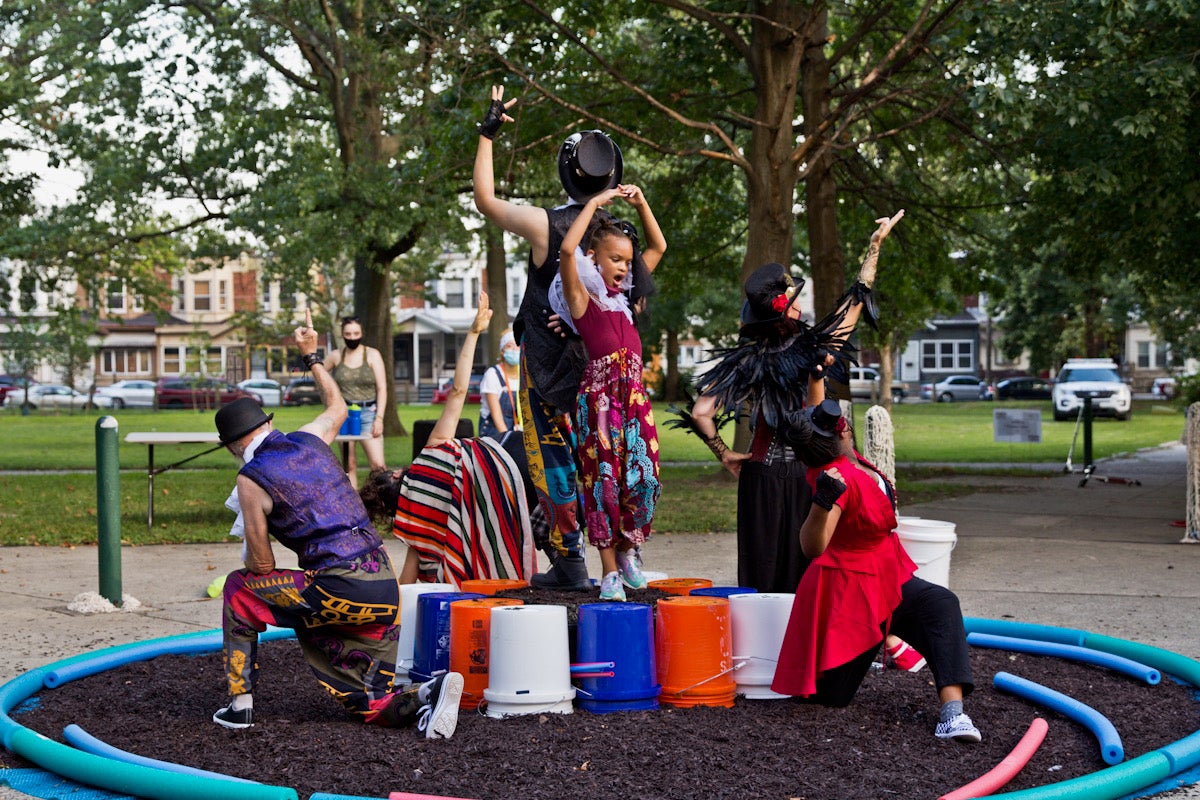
[994,376,1053,401]
[1052,358,1131,421]
[1150,376,1178,400]
[282,377,321,406]
[2,384,113,410]
[93,379,158,409]
[155,377,260,410]
[920,375,993,403]
[848,367,907,403]
[237,378,285,407]
[0,375,36,403]
[431,372,484,404]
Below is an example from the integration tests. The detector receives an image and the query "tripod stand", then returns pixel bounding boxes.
[1063,394,1141,487]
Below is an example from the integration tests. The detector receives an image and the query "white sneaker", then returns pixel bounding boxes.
[935,712,982,743]
[416,672,463,740]
[616,549,647,590]
[599,571,627,601]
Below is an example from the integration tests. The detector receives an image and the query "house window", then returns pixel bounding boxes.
[162,346,183,374]
[106,279,126,313]
[922,340,975,371]
[1156,342,1169,369]
[1136,341,1151,368]
[173,278,186,312]
[194,280,211,311]
[217,280,228,312]
[261,279,274,312]
[101,349,152,375]
[205,347,222,375]
[444,279,465,309]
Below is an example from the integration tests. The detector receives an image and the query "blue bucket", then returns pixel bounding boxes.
[575,603,659,713]
[409,591,484,684]
[690,586,758,599]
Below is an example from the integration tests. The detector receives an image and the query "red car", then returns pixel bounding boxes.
[155,377,261,409]
[431,373,484,404]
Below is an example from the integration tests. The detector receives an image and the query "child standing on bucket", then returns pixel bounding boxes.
[556,184,666,601]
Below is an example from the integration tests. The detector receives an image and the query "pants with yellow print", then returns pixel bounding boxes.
[221,547,422,726]
[519,350,584,561]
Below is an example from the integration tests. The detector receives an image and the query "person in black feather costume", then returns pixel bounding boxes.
[680,211,903,594]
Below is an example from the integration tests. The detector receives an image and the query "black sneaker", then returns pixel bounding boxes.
[212,703,253,729]
[417,672,463,740]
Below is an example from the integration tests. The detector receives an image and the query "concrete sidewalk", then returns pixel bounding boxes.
[2,442,1198,798]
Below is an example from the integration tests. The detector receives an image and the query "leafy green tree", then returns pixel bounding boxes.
[45,305,100,394]
[970,0,1200,366]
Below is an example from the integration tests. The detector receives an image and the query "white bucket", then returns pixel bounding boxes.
[484,605,576,718]
[895,519,957,589]
[395,582,453,687]
[729,593,794,699]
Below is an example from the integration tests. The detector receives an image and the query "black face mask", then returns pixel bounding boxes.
[343,338,362,350]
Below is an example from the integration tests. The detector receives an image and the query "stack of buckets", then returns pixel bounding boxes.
[895,517,958,588]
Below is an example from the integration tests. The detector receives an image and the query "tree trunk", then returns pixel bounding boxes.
[485,224,508,362]
[355,253,406,437]
[663,328,681,402]
[878,339,896,411]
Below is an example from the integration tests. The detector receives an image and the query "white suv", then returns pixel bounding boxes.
[1052,358,1132,421]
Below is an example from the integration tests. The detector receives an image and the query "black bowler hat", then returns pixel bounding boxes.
[215,397,273,444]
[558,130,623,202]
[740,262,805,335]
[806,399,843,438]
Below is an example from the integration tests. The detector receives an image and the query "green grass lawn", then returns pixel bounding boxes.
[0,398,1185,546]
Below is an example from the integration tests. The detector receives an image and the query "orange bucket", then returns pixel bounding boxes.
[647,577,714,596]
[655,596,735,708]
[459,578,529,596]
[449,597,524,709]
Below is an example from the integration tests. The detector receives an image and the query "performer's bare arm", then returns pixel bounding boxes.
[296,308,347,445]
[427,292,493,449]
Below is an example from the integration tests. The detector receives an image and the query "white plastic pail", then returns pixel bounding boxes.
[729,593,794,699]
[895,519,957,589]
[484,605,576,718]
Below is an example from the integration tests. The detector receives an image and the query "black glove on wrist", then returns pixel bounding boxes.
[813,471,846,511]
[478,99,506,140]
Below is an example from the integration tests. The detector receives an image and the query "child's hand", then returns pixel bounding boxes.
[618,184,646,207]
[470,291,493,334]
[590,187,624,208]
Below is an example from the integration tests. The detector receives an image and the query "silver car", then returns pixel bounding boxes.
[237,378,285,407]
[3,384,114,410]
[921,375,992,403]
[94,379,158,408]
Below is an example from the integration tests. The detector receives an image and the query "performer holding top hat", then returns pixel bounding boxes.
[211,308,463,737]
[474,85,655,591]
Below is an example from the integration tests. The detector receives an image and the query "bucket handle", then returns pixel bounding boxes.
[669,660,749,697]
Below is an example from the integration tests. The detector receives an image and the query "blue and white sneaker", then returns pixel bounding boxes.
[616,548,648,590]
[599,571,627,601]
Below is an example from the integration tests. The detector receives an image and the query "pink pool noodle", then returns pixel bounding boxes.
[937,718,1049,800]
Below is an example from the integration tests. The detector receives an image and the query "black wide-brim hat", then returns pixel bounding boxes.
[558,130,623,202]
[215,397,273,444]
[740,261,805,333]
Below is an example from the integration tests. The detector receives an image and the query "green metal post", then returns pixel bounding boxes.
[95,415,122,606]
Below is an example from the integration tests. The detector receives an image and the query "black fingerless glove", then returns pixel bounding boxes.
[813,471,846,511]
[478,99,506,140]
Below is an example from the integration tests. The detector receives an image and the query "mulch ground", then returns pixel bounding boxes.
[5,588,1199,800]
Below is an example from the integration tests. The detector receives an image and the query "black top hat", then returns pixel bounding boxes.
[215,397,273,444]
[558,130,623,202]
[740,262,804,334]
[806,399,843,438]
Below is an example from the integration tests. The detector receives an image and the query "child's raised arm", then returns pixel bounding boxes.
[559,188,621,320]
[619,184,667,272]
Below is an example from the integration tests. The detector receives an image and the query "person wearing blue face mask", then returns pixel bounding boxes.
[479,329,522,442]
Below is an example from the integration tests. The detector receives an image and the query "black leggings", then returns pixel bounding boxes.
[809,576,975,708]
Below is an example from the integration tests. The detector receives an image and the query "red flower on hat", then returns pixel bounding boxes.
[770,293,790,313]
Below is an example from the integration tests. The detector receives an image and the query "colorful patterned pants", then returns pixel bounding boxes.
[221,548,422,725]
[518,349,584,560]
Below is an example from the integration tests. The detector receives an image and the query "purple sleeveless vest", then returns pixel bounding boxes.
[239,430,381,570]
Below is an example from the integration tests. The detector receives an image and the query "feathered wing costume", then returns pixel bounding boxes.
[669,282,878,436]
